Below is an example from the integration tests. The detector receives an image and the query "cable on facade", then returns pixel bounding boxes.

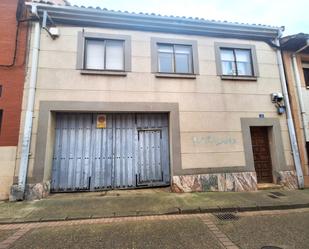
[0,0,27,68]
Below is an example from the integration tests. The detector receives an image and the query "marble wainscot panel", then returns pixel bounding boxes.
[227,172,258,192]
[172,175,202,193]
[172,172,257,193]
[200,174,219,191]
[277,170,298,189]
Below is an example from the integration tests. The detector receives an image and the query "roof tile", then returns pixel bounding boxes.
[33,0,281,29]
[32,0,70,6]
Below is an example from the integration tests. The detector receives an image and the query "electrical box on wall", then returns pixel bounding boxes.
[271,92,284,103]
[48,27,60,38]
[277,106,285,115]
[271,92,285,115]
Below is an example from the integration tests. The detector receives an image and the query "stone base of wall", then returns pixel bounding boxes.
[171,172,257,193]
[10,181,50,201]
[277,170,298,190]
[7,171,298,200]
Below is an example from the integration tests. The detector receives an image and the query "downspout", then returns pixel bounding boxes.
[291,40,309,142]
[17,4,41,197]
[275,32,304,189]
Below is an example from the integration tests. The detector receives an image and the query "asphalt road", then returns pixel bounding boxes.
[214,208,309,249]
[2,208,309,249]
[9,218,222,249]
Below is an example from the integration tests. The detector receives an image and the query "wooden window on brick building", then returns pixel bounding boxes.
[302,62,309,88]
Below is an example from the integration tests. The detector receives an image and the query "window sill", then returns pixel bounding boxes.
[155,73,196,79]
[220,75,257,81]
[80,70,127,76]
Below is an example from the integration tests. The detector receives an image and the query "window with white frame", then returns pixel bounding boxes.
[215,43,258,79]
[220,48,253,76]
[85,39,124,71]
[151,37,199,76]
[157,44,193,74]
[77,32,131,74]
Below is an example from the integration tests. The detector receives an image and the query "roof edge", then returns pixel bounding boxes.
[280,33,309,52]
[27,2,282,40]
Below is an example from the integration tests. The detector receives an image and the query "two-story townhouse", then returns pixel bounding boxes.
[9,1,307,200]
[281,33,309,186]
[0,0,29,200]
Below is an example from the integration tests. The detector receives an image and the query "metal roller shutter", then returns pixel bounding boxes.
[51,113,170,192]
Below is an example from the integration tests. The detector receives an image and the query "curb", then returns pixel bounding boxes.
[1,203,309,225]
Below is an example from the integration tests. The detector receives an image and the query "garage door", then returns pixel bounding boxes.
[51,113,170,192]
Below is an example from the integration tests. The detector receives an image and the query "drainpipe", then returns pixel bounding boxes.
[275,32,304,189]
[17,4,41,196]
[291,40,309,142]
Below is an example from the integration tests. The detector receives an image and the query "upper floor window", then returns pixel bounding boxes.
[151,38,199,78]
[157,44,193,74]
[215,43,259,80]
[77,32,131,75]
[85,39,124,71]
[302,62,309,88]
[220,48,252,76]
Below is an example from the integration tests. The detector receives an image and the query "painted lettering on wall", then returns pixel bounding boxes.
[192,135,236,146]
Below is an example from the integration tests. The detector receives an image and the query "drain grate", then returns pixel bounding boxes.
[269,192,285,197]
[214,212,239,221]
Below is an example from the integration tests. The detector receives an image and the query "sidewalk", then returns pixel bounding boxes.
[0,188,309,224]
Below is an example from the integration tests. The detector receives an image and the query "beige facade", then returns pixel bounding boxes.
[0,146,17,200]
[12,24,295,188]
[5,2,304,200]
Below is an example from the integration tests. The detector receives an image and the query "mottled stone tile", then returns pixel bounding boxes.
[278,170,298,190]
[24,181,51,201]
[233,172,257,191]
[225,173,236,191]
[248,172,258,191]
[201,174,218,191]
[172,175,202,193]
[217,173,226,191]
[172,172,258,193]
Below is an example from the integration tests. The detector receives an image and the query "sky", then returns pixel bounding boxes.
[68,0,308,35]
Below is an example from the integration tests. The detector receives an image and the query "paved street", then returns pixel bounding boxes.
[0,208,309,249]
[215,209,309,249]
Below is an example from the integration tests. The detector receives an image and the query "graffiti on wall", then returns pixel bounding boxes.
[192,135,237,146]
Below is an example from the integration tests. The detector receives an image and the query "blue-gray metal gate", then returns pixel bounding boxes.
[51,113,170,192]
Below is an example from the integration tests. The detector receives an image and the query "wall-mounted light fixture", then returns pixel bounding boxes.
[42,11,59,39]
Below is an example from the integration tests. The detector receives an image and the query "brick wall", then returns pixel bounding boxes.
[0,0,28,146]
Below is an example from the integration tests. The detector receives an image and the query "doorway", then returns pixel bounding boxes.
[250,126,273,183]
[51,113,170,192]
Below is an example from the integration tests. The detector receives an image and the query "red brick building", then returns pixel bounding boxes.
[0,0,28,199]
[0,0,28,146]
